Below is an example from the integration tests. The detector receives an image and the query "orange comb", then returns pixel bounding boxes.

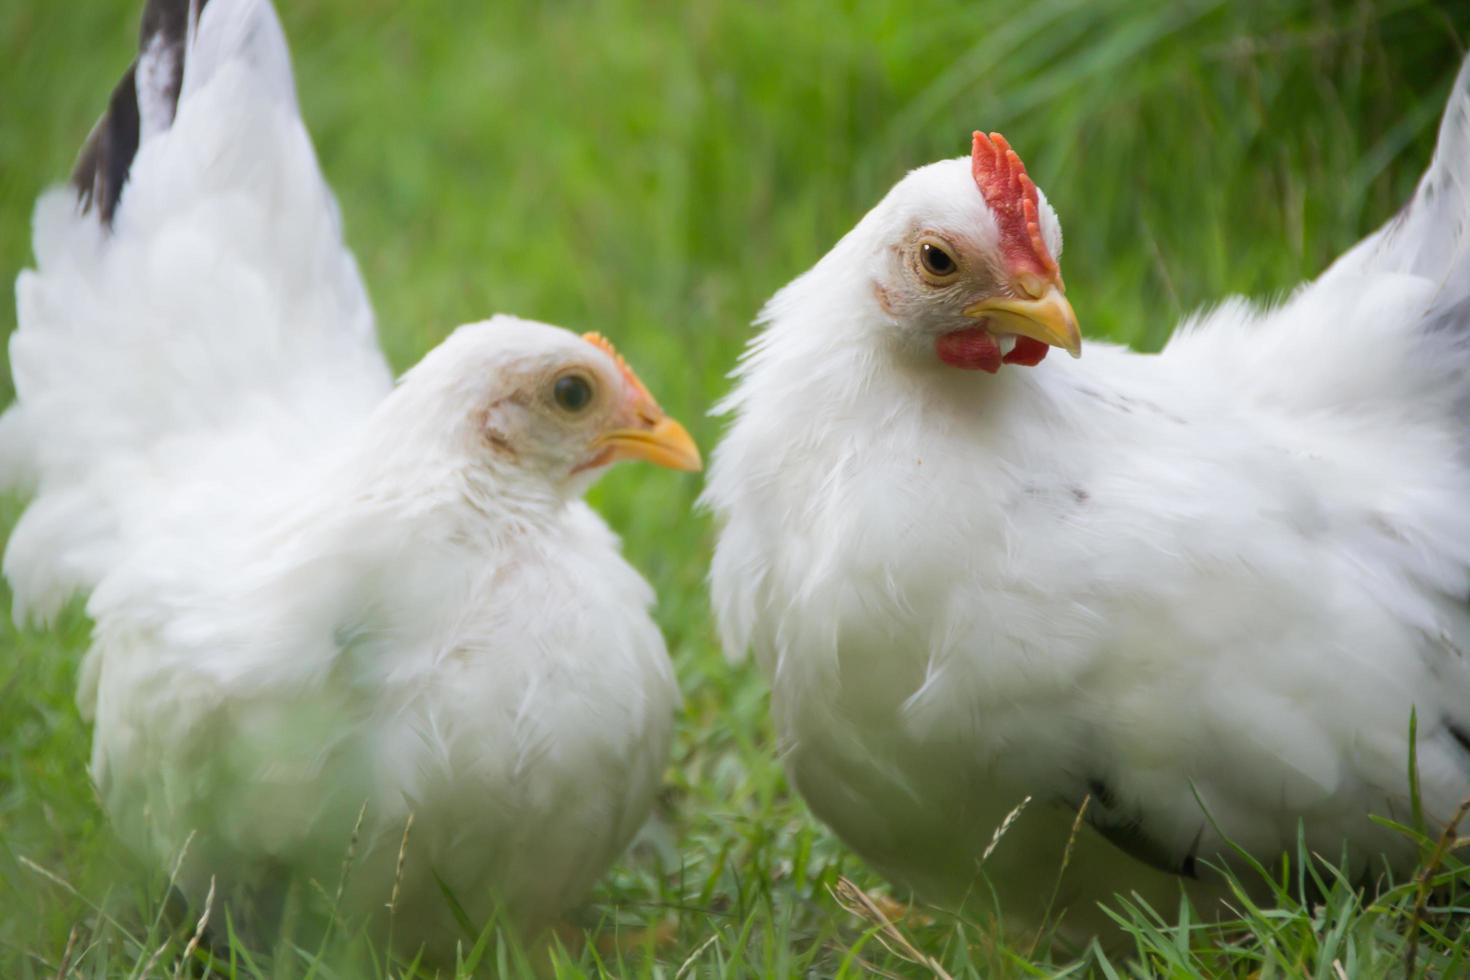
[582,332,657,407]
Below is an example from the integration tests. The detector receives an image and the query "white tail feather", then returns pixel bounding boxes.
[4,0,391,624]
[1163,55,1470,423]
[1321,56,1470,307]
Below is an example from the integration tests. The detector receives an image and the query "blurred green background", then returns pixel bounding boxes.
[2,0,1468,975]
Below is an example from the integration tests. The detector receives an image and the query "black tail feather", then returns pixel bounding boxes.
[71,0,209,226]
[72,65,141,225]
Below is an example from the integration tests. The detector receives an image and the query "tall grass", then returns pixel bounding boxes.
[2,0,1468,975]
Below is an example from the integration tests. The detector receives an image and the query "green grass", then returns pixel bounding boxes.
[3,0,1470,975]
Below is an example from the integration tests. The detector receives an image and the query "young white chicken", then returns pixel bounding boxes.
[705,59,1470,940]
[1,0,699,957]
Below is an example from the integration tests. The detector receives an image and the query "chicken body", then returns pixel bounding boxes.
[82,412,677,947]
[2,0,684,956]
[706,60,1470,938]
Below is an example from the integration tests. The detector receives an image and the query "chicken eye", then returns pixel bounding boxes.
[918,240,959,281]
[553,374,594,413]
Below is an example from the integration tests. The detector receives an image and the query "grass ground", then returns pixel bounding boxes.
[3,0,1470,976]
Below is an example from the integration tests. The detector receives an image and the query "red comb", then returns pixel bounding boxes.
[971,132,1057,281]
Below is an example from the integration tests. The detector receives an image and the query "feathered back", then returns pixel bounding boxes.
[3,0,391,624]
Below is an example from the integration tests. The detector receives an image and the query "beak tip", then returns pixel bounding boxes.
[669,441,704,473]
[599,416,702,473]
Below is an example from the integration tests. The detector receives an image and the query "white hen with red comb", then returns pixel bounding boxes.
[705,60,1470,940]
[2,0,697,958]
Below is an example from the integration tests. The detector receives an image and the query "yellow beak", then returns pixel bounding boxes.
[597,414,702,472]
[963,281,1082,358]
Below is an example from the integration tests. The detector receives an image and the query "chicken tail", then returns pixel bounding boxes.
[1319,54,1470,332]
[1163,53,1470,419]
[3,0,390,625]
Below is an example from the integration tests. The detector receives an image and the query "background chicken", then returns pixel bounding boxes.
[1,0,697,958]
[706,47,1470,945]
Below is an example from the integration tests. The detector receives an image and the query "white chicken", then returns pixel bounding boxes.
[705,58,1470,940]
[1,0,699,957]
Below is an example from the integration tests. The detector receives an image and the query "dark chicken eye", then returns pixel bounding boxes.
[919,240,959,279]
[553,374,594,412]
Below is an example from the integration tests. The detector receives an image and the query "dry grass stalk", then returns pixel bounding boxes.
[54,923,78,980]
[1403,795,1470,980]
[388,811,416,917]
[980,795,1033,865]
[172,875,214,980]
[19,856,135,942]
[672,932,719,980]
[140,830,198,976]
[334,801,369,911]
[1030,792,1091,956]
[138,930,172,978]
[830,876,955,980]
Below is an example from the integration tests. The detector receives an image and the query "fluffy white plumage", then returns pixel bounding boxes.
[3,0,688,956]
[705,58,1470,939]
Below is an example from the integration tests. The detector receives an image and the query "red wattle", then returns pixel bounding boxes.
[1003,336,1050,366]
[935,328,1002,372]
